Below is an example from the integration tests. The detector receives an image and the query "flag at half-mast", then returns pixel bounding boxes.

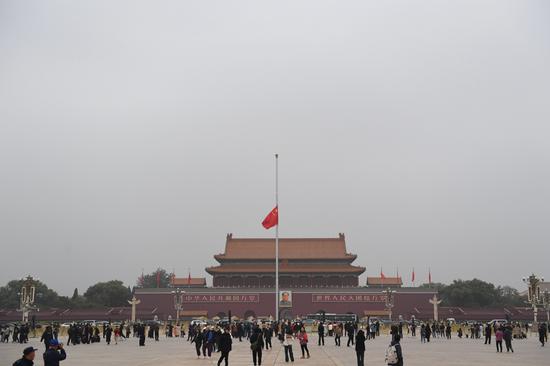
[262,206,278,229]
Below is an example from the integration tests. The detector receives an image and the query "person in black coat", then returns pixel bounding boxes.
[317,322,325,346]
[12,346,37,366]
[40,327,54,352]
[43,340,66,366]
[263,325,272,350]
[250,327,264,366]
[217,329,232,366]
[192,329,204,359]
[138,324,146,347]
[484,323,492,344]
[105,325,112,345]
[355,329,366,366]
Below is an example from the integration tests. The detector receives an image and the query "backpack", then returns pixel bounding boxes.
[385,345,399,364]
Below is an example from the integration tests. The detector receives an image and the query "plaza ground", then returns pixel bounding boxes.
[1,332,548,365]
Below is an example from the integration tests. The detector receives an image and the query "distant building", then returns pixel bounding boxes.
[366,276,403,288]
[205,233,365,288]
[170,277,207,288]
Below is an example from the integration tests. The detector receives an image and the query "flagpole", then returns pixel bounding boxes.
[275,153,279,323]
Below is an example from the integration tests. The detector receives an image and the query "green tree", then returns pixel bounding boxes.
[83,280,131,307]
[498,285,526,306]
[71,288,79,300]
[137,268,172,288]
[0,280,70,308]
[418,282,446,292]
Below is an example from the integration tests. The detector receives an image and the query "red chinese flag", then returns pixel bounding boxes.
[428,269,432,284]
[261,206,278,229]
[411,269,416,283]
[188,272,191,286]
[380,268,386,279]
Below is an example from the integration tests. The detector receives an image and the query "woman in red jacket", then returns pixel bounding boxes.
[297,328,310,359]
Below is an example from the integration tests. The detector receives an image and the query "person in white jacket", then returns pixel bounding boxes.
[283,332,295,363]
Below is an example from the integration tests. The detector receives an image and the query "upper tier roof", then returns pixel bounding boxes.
[214,233,357,261]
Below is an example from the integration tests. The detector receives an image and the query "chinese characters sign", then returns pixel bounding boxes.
[312,294,387,303]
[182,294,260,303]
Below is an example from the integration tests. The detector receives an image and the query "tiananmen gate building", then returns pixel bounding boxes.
[134,234,437,320]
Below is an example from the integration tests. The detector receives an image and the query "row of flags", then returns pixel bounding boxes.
[262,205,434,287]
[380,267,433,286]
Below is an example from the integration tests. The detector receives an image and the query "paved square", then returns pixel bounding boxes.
[1,332,548,365]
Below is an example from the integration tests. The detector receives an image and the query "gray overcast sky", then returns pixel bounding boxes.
[1,1,549,295]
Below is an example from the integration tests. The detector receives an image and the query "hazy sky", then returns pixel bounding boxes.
[1,1,549,296]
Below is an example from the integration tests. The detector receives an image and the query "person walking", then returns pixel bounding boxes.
[104,325,112,345]
[250,327,264,366]
[347,323,355,347]
[539,323,547,347]
[334,324,342,346]
[192,328,204,359]
[297,328,310,359]
[40,326,54,352]
[495,327,504,352]
[263,325,272,350]
[503,326,514,353]
[12,346,37,366]
[217,328,232,366]
[43,340,66,366]
[385,334,403,366]
[113,326,121,345]
[355,329,366,366]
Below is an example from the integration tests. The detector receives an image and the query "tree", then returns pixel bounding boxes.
[71,288,79,300]
[83,280,131,307]
[137,268,172,288]
[0,280,70,308]
[418,282,446,292]
[498,285,526,307]
[441,279,499,307]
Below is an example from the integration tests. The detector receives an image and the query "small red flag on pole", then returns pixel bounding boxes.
[412,268,416,284]
[428,268,432,285]
[380,267,386,279]
[261,206,279,229]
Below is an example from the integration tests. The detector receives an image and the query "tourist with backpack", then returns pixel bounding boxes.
[385,334,403,366]
[250,327,264,366]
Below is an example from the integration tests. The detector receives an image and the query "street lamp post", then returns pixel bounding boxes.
[383,287,396,322]
[171,288,185,324]
[18,275,39,323]
[523,274,544,329]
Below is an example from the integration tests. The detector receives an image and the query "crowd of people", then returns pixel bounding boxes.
[5,317,549,366]
[1,323,32,344]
